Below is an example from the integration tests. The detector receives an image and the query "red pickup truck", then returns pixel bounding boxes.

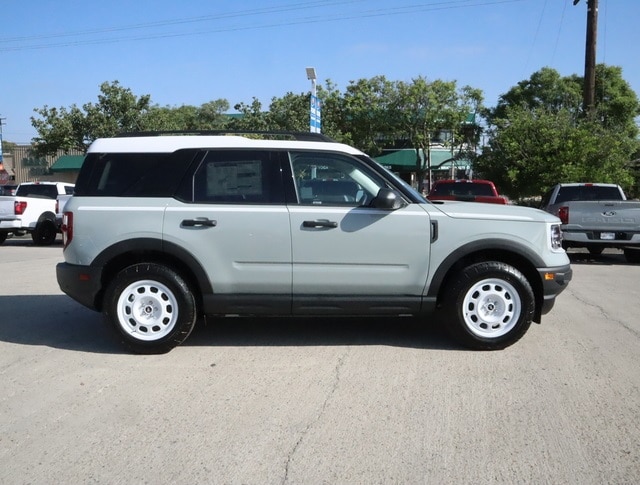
[427,179,508,204]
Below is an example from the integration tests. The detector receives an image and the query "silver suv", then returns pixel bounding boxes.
[56,132,572,353]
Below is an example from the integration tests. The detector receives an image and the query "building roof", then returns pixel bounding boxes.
[50,155,85,172]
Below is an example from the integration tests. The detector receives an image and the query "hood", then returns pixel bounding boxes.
[428,200,560,223]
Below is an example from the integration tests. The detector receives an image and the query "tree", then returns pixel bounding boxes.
[487,67,582,122]
[31,81,153,156]
[479,65,640,200]
[390,77,483,191]
[142,99,230,131]
[478,106,634,197]
[340,76,397,156]
[266,92,308,132]
[228,98,269,131]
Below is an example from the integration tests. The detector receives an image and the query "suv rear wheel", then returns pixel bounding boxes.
[442,261,535,350]
[104,263,197,354]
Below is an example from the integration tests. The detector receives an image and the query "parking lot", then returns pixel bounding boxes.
[1,235,639,484]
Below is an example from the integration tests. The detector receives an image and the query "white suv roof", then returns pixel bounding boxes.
[88,134,366,155]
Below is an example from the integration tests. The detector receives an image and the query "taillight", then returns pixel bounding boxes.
[62,211,73,248]
[557,206,569,225]
[14,200,27,215]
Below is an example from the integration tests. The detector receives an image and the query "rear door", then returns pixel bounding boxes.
[163,150,292,312]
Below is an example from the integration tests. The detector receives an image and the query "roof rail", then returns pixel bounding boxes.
[115,130,335,142]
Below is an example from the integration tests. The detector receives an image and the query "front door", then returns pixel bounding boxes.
[287,151,432,314]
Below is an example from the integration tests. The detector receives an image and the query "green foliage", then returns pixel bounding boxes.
[229,98,269,131]
[2,140,17,154]
[31,81,152,156]
[478,105,636,198]
[29,65,639,199]
[480,65,640,199]
[265,92,308,132]
[142,99,230,131]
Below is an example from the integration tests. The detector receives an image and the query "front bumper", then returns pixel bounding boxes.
[56,262,104,311]
[538,264,573,316]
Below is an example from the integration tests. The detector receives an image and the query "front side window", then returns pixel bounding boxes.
[191,150,285,204]
[290,151,387,206]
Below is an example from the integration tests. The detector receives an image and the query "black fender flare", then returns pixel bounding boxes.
[427,238,546,300]
[91,237,213,295]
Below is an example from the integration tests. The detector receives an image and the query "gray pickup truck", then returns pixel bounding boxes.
[540,183,640,263]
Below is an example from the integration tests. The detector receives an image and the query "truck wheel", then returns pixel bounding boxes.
[32,221,57,246]
[624,248,640,264]
[104,263,197,354]
[0,232,7,245]
[442,261,535,350]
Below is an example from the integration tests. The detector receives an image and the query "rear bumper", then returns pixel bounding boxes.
[0,219,22,230]
[538,264,572,316]
[563,229,640,247]
[56,262,104,311]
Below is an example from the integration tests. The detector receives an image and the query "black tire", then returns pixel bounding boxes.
[104,263,197,354]
[442,261,535,350]
[0,232,7,245]
[31,220,57,246]
[624,248,640,264]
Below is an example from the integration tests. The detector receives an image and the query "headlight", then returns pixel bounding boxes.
[550,224,563,250]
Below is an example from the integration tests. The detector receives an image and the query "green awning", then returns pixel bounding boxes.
[50,155,85,172]
[375,149,456,169]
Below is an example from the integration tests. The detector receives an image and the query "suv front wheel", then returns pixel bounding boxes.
[104,263,197,354]
[442,261,535,350]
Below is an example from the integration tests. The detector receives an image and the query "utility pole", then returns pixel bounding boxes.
[574,0,598,116]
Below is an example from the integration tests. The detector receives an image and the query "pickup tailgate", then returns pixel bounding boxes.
[0,196,17,222]
[565,200,640,230]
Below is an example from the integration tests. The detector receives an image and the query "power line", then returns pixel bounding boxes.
[0,0,527,53]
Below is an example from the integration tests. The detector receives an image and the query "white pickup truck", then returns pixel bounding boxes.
[540,183,640,263]
[0,181,75,245]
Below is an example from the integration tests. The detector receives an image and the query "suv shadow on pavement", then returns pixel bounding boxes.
[0,296,459,354]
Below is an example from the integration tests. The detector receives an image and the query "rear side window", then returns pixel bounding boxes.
[74,150,198,197]
[16,184,58,199]
[184,150,285,204]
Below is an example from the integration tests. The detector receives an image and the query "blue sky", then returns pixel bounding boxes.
[1,0,638,143]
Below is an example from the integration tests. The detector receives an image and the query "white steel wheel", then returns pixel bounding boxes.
[105,263,197,354]
[443,261,535,350]
[116,279,179,341]
[461,278,521,338]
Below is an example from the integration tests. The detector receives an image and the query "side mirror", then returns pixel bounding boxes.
[371,188,406,210]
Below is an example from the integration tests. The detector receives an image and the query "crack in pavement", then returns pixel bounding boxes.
[567,288,640,338]
[281,347,349,484]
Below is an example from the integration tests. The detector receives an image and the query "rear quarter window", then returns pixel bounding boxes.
[74,150,198,197]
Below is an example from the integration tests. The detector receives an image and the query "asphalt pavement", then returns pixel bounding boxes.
[1,236,639,484]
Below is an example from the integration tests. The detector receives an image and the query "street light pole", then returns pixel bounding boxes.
[306,67,317,98]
